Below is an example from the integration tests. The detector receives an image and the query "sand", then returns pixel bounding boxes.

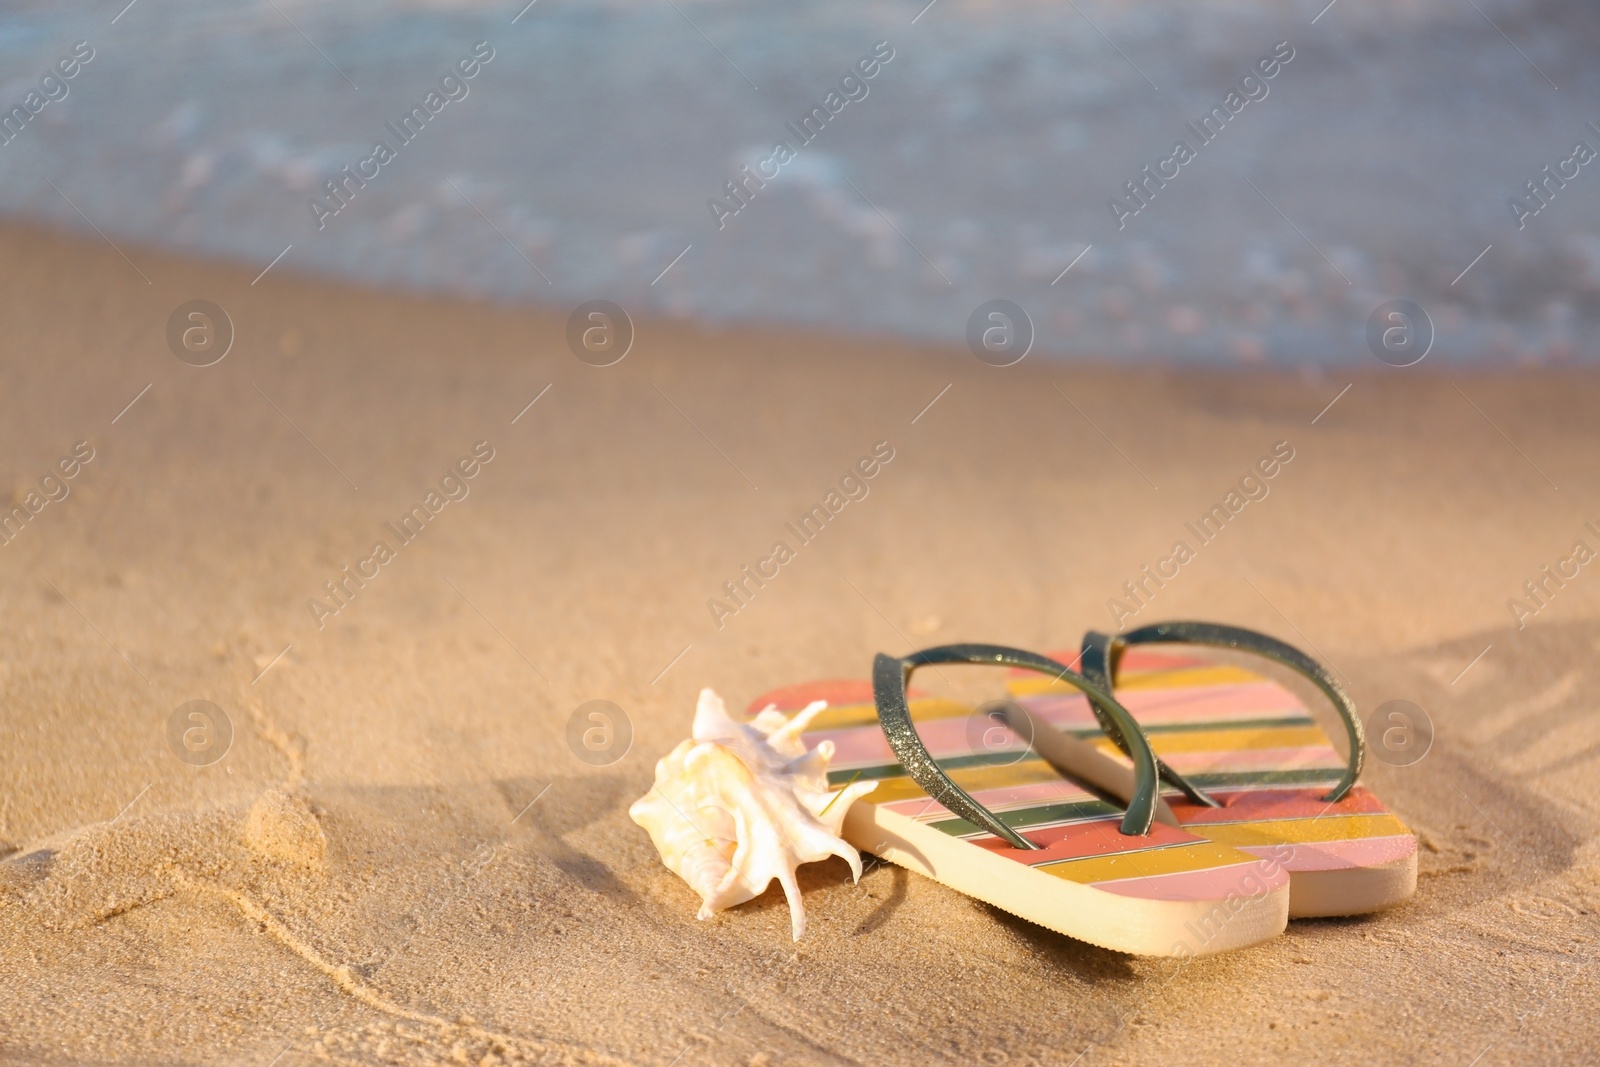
[0,223,1597,1066]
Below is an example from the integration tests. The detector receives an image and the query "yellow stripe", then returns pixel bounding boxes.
[808,697,972,732]
[864,759,1087,804]
[1073,729,1334,762]
[1147,725,1330,754]
[1037,839,1259,884]
[1119,665,1267,690]
[807,666,1274,730]
[1006,664,1265,697]
[1119,663,1253,685]
[1195,814,1412,848]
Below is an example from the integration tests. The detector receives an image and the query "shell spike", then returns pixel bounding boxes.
[777,867,807,941]
[767,700,830,747]
[787,744,832,786]
[835,836,865,884]
[690,687,737,743]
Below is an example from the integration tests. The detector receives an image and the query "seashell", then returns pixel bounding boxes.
[629,688,877,940]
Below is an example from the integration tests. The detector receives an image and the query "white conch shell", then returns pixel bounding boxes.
[629,687,877,940]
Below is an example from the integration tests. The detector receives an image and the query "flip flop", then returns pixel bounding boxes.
[1002,623,1416,918]
[749,644,1290,956]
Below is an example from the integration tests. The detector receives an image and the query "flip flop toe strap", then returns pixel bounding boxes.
[1082,621,1365,803]
[872,643,1166,849]
[1079,634,1223,808]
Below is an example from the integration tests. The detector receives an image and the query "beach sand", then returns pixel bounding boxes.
[0,223,1596,1066]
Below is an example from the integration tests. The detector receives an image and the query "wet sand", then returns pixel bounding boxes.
[0,223,1597,1066]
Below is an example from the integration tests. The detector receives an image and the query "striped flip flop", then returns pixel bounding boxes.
[751,644,1290,956]
[1003,623,1416,918]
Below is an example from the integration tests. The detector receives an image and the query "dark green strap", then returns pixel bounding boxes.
[872,643,1165,849]
[1082,622,1365,803]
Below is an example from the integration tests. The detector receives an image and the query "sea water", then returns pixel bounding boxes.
[0,0,1594,364]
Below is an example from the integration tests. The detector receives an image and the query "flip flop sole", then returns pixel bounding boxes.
[1010,649,1419,918]
[752,681,1290,957]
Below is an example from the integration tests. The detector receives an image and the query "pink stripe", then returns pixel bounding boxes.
[1036,647,1217,672]
[1018,681,1307,727]
[813,715,1028,766]
[810,724,897,765]
[1157,745,1345,773]
[814,715,1341,778]
[1236,834,1417,872]
[977,817,1203,859]
[881,777,1097,820]
[881,795,950,819]
[1079,744,1344,774]
[811,681,1312,766]
[1176,788,1390,823]
[1091,857,1291,901]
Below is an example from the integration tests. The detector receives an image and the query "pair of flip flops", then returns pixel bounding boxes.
[751,621,1416,956]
